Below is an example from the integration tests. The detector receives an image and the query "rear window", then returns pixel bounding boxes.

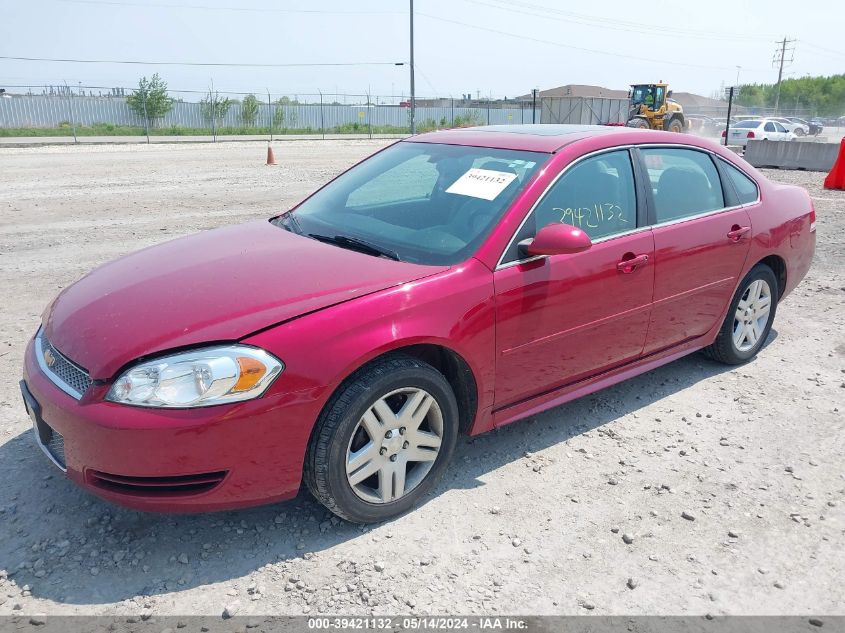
[735,121,761,129]
[719,159,759,204]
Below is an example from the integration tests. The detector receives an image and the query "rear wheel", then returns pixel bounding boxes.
[703,264,778,364]
[794,127,805,137]
[304,354,459,523]
[666,117,684,133]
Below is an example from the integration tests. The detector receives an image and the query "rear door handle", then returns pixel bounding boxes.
[617,253,649,273]
[727,225,751,242]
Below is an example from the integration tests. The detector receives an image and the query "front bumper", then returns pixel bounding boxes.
[21,336,322,513]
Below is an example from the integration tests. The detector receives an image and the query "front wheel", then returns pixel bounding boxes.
[667,117,684,133]
[703,264,778,364]
[304,355,459,523]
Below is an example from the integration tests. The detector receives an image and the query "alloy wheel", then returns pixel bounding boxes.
[732,279,772,352]
[345,387,443,504]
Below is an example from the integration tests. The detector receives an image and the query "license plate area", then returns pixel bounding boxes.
[20,380,67,472]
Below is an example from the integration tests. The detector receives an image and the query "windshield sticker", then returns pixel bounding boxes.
[446,168,518,201]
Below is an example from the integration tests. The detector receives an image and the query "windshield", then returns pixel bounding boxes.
[277,142,548,265]
[734,120,761,128]
[630,86,650,104]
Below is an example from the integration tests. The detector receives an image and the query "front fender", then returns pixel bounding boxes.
[242,258,496,433]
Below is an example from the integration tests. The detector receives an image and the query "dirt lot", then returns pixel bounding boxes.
[0,140,843,618]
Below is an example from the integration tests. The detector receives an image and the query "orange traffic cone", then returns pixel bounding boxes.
[824,138,845,190]
[266,144,276,166]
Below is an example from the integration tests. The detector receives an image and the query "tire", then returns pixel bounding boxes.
[666,117,684,133]
[304,354,459,523]
[703,264,778,365]
[627,117,650,129]
[794,128,805,137]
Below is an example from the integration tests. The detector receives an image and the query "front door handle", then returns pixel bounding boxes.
[617,253,649,273]
[727,225,751,242]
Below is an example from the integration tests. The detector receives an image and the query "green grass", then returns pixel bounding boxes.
[0,119,485,138]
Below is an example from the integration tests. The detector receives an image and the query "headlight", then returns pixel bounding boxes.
[106,345,283,408]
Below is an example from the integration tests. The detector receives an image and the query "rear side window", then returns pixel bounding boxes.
[719,159,759,204]
[764,122,776,132]
[640,148,725,222]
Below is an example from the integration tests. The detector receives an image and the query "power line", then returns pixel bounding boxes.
[459,0,774,42]
[801,42,845,59]
[417,12,769,72]
[47,0,401,14]
[414,65,440,97]
[0,55,406,68]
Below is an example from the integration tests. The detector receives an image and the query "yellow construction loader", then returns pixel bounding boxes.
[626,83,686,133]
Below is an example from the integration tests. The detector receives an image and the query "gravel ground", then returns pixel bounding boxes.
[0,140,843,618]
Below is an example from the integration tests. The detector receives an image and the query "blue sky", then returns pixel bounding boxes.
[2,0,843,100]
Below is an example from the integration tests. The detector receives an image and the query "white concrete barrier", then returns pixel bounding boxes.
[744,139,840,172]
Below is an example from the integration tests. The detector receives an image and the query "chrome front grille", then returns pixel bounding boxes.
[36,330,92,399]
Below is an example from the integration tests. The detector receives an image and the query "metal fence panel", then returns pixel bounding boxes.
[0,91,543,133]
[539,97,628,125]
[1,88,834,134]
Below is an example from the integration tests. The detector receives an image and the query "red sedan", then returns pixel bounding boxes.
[20,125,815,523]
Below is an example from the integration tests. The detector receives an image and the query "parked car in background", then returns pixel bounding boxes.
[21,124,816,522]
[711,117,736,136]
[807,119,824,136]
[785,117,816,136]
[772,117,808,136]
[723,119,796,147]
[686,114,720,136]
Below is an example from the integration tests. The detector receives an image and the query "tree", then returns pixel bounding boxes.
[200,90,233,126]
[126,73,174,127]
[272,97,299,130]
[241,94,260,126]
[735,73,845,116]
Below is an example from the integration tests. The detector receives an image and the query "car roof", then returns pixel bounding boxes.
[406,124,642,153]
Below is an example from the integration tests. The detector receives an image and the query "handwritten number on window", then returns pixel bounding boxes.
[554,203,627,231]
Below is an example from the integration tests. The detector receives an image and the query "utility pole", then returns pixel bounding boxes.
[409,0,416,135]
[772,37,796,114]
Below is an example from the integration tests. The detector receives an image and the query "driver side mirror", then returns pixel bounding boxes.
[519,223,592,257]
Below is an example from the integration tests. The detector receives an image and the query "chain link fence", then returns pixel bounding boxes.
[0,84,544,140]
[3,84,839,142]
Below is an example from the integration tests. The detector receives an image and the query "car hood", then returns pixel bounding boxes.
[44,220,446,380]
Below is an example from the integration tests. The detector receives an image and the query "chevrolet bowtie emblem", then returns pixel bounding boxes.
[43,348,56,368]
